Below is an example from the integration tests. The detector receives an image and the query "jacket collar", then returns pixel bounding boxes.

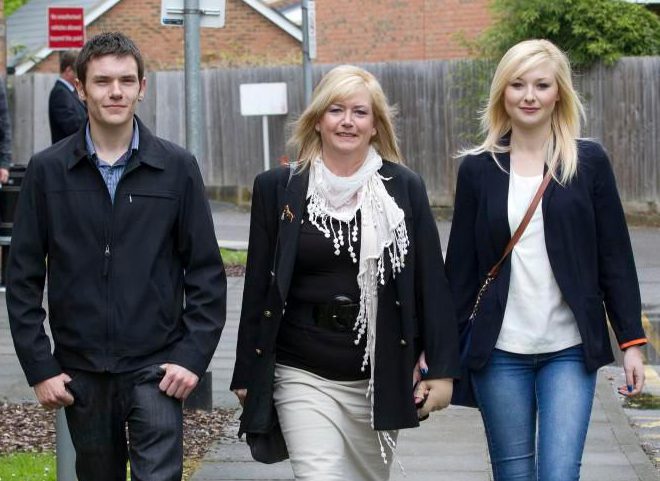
[68,116,164,171]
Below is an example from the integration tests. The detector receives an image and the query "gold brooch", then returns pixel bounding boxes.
[281,204,295,222]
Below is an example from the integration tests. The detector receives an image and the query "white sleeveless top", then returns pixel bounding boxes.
[495,170,582,354]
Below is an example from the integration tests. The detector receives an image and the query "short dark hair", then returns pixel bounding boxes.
[59,51,78,73]
[75,32,144,86]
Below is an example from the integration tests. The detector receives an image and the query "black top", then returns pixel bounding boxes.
[276,207,368,380]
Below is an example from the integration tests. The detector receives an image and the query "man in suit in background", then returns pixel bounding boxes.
[48,50,87,144]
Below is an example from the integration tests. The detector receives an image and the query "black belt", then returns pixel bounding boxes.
[288,295,359,332]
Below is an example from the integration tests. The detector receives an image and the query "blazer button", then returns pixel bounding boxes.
[255,348,263,356]
[264,310,272,318]
[395,300,401,307]
[400,339,407,346]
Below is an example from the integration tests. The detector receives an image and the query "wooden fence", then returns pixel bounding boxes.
[9,57,660,208]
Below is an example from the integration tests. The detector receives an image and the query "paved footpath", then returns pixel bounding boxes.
[1,201,659,480]
[193,203,660,481]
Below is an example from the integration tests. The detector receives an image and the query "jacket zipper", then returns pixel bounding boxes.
[103,244,111,277]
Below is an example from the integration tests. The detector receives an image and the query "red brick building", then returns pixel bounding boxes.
[315,0,491,63]
[9,0,492,74]
[14,0,300,74]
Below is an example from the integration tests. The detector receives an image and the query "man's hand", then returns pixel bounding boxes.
[0,168,9,184]
[233,388,247,407]
[415,378,453,419]
[159,364,199,400]
[34,373,74,409]
[618,346,645,397]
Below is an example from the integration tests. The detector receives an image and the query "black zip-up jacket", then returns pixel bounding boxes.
[7,117,226,386]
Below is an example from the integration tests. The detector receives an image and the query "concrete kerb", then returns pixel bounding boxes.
[597,375,659,481]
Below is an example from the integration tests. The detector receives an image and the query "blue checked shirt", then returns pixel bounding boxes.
[85,119,140,203]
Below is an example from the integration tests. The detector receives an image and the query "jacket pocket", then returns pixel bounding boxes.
[583,294,606,352]
[127,190,178,201]
[134,364,167,385]
[64,372,86,407]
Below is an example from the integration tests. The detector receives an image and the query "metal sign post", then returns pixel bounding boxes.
[184,0,203,162]
[161,0,226,163]
[301,0,316,105]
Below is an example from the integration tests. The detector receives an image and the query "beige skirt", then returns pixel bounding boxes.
[273,363,397,481]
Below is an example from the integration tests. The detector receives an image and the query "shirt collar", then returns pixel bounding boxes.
[57,77,75,92]
[85,118,140,166]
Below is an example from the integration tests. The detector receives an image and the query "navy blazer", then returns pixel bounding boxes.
[231,161,460,433]
[49,80,87,144]
[445,140,646,372]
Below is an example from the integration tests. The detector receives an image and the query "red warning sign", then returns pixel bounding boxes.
[48,7,85,50]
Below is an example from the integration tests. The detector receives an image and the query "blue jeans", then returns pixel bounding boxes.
[472,345,597,481]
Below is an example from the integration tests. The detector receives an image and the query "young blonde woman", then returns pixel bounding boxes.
[231,65,460,480]
[445,39,647,481]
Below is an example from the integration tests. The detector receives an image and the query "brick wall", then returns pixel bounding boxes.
[315,0,492,63]
[34,0,301,73]
[29,0,494,74]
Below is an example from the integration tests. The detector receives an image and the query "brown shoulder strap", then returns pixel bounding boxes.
[487,169,553,278]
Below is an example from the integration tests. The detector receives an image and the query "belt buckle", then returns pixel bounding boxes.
[314,295,357,332]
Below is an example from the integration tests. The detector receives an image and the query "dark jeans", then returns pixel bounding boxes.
[64,364,183,481]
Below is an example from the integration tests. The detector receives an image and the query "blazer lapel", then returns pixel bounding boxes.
[485,153,513,308]
[377,164,399,289]
[541,164,558,218]
[69,87,86,112]
[486,152,512,254]
[275,168,308,302]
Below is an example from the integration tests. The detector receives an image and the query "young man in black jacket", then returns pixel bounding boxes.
[7,32,226,480]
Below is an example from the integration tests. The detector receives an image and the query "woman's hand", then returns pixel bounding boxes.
[413,351,453,418]
[618,346,645,396]
[415,378,453,419]
[233,388,247,406]
[412,351,428,389]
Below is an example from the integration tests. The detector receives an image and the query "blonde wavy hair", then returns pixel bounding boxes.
[464,39,585,184]
[288,65,403,169]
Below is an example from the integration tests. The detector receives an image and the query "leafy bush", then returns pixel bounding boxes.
[5,0,29,17]
[475,0,660,67]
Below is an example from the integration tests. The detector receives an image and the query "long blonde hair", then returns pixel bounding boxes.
[288,65,403,168]
[464,39,585,184]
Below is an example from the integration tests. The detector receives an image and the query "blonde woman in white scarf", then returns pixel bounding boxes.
[231,65,460,480]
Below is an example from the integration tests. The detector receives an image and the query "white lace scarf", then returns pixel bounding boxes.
[306,147,409,467]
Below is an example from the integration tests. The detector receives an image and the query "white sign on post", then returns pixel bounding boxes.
[240,83,288,116]
[161,0,226,28]
[240,83,288,171]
